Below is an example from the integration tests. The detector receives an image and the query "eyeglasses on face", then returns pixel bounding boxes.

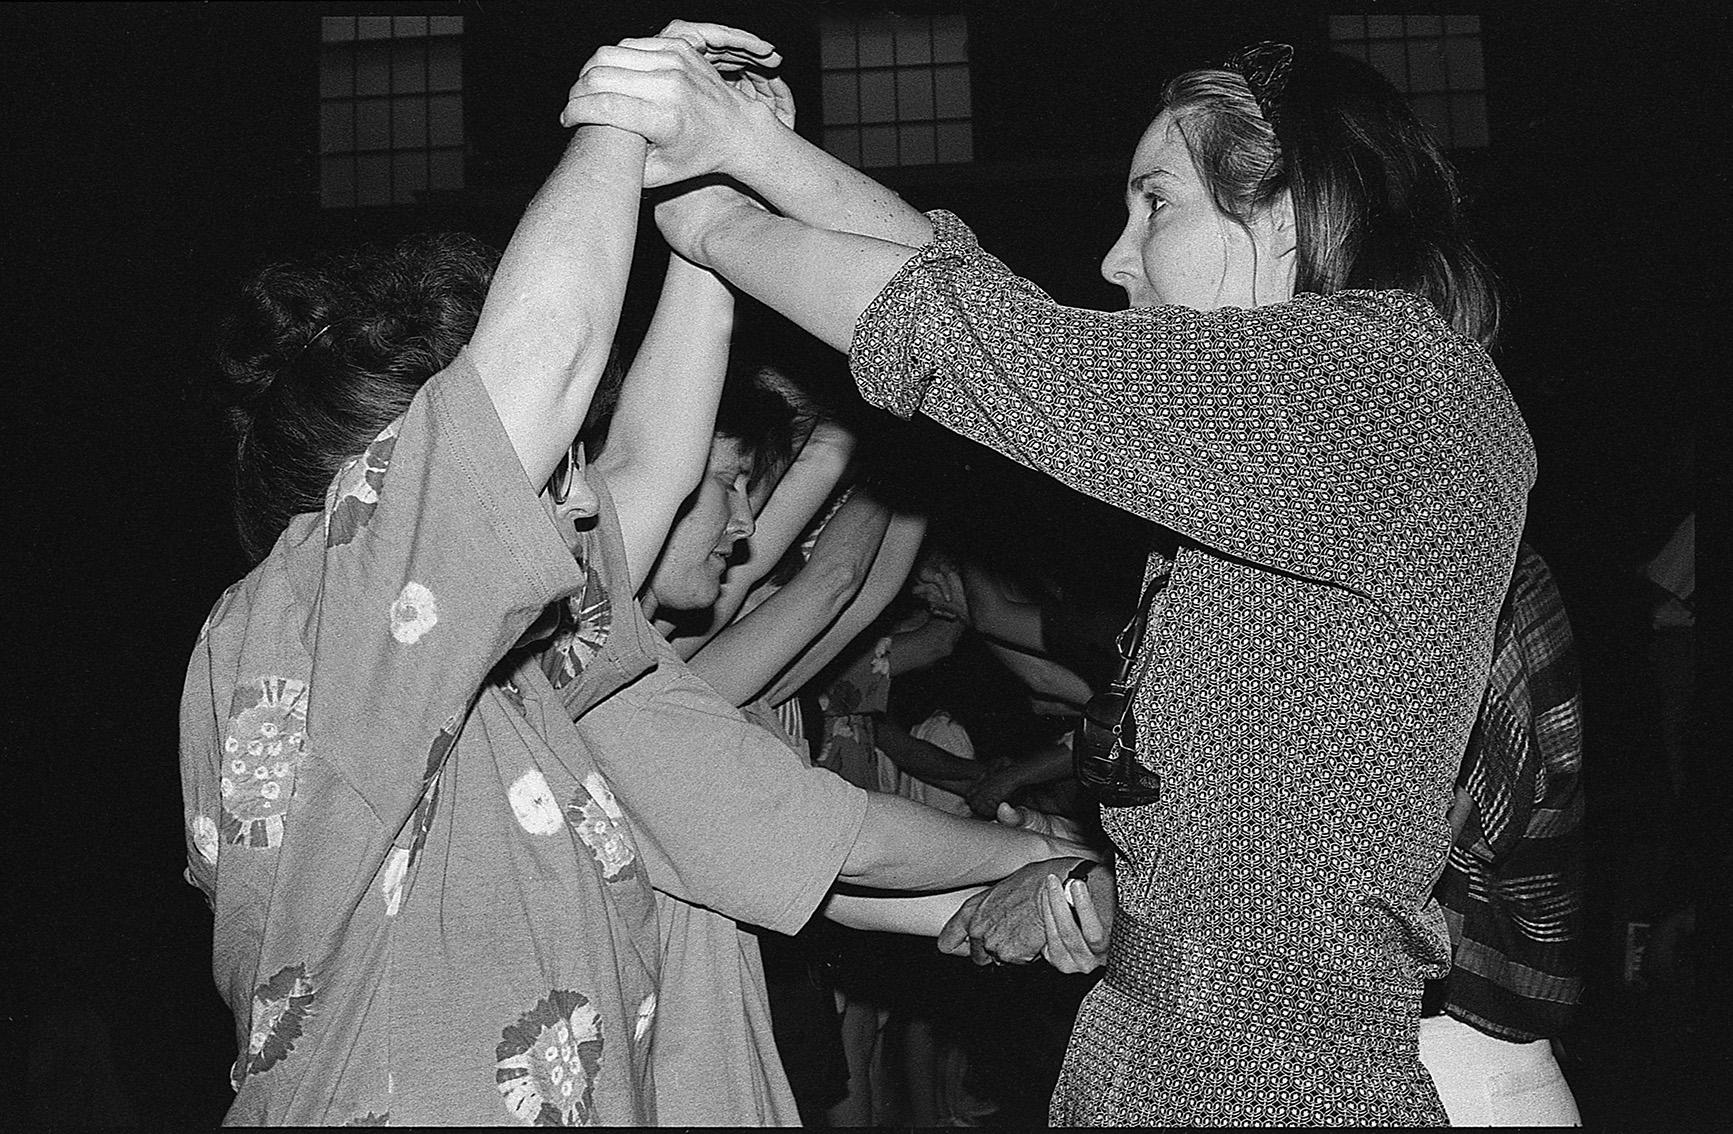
[548,441,586,506]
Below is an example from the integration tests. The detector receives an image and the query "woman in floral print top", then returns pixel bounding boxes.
[181,27,792,1124]
[185,25,1090,1125]
[570,34,1534,1126]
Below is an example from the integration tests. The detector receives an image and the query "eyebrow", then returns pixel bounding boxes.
[1128,168,1179,193]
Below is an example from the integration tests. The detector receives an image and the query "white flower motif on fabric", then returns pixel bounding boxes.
[379,845,411,917]
[219,676,309,850]
[191,815,220,865]
[634,993,656,1043]
[242,964,317,1078]
[324,418,400,547]
[496,990,605,1126]
[509,768,564,836]
[325,421,396,511]
[389,581,439,645]
[569,776,637,881]
[582,773,625,822]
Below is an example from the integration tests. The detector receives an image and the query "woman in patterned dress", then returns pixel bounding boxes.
[568,33,1533,1125]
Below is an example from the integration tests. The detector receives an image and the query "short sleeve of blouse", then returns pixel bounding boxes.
[574,627,870,936]
[288,352,591,823]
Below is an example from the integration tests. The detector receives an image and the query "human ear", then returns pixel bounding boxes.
[1248,190,1298,306]
[1267,189,1297,259]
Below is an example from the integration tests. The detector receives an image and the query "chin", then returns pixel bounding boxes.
[660,581,723,616]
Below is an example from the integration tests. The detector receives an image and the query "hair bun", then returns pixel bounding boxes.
[212,234,495,413]
[214,259,351,412]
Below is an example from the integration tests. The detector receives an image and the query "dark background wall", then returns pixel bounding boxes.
[6,2,1722,1125]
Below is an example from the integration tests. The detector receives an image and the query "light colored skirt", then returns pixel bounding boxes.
[1419,1013,1580,1126]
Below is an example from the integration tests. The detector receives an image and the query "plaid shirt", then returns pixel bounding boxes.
[1432,542,1586,1042]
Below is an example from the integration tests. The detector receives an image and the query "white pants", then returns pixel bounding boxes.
[1418,1013,1581,1126]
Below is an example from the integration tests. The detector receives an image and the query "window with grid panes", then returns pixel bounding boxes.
[320,15,465,208]
[820,13,972,169]
[1329,15,1488,149]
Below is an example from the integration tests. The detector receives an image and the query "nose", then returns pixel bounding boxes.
[1100,221,1139,290]
[554,468,600,522]
[723,486,756,543]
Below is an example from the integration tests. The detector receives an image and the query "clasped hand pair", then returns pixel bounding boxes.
[937,805,1115,974]
[559,20,795,255]
[559,22,1115,975]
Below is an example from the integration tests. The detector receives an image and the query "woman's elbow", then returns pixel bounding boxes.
[803,557,871,614]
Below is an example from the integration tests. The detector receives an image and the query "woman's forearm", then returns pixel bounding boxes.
[876,718,983,787]
[985,644,1093,710]
[726,120,933,248]
[839,791,1087,891]
[735,422,857,575]
[822,887,983,937]
[596,255,734,592]
[685,204,921,354]
[467,125,646,490]
[675,423,858,660]
[686,506,887,704]
[885,615,964,677]
[763,509,927,706]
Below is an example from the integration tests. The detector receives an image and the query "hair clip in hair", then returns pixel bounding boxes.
[293,321,336,363]
[1225,41,1295,125]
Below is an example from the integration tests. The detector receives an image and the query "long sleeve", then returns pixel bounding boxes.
[850,210,1531,595]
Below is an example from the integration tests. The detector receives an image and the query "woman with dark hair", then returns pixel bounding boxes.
[181,22,802,1110]
[184,23,816,1123]
[567,34,1533,1125]
[185,23,1096,1123]
[185,125,687,1123]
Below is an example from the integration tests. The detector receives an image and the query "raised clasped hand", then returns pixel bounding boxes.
[559,20,794,188]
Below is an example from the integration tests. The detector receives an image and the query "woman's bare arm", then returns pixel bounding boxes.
[822,887,983,937]
[762,509,928,707]
[875,716,981,795]
[593,252,734,592]
[465,126,646,490]
[839,791,1096,892]
[686,489,892,704]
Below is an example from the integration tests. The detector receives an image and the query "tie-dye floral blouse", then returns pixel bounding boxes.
[180,356,666,1126]
[849,212,1535,1126]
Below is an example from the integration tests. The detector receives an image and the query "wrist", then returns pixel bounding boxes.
[804,421,857,457]
[714,109,792,187]
[568,123,649,167]
[687,198,754,271]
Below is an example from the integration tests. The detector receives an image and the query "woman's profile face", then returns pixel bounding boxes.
[1100,111,1292,311]
[645,436,756,615]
